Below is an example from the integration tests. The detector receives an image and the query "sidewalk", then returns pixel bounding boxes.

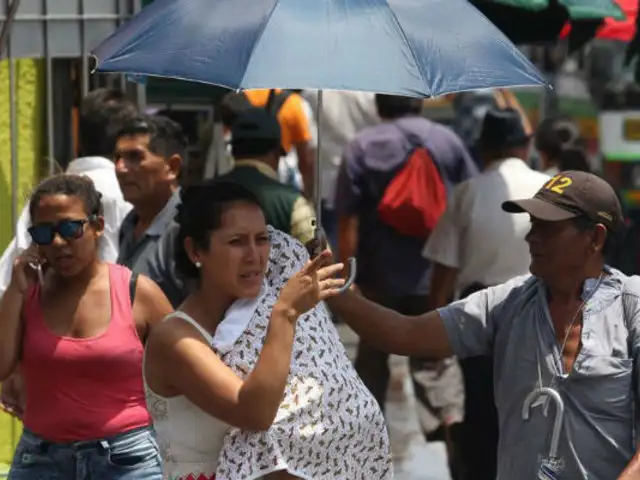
[337,325,451,480]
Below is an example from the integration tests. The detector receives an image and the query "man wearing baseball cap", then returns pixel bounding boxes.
[327,170,640,479]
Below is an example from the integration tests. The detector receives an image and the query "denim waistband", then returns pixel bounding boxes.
[21,425,155,453]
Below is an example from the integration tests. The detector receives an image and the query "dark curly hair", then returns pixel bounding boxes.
[174,181,264,279]
[375,94,423,119]
[79,88,137,158]
[29,174,103,220]
[535,115,582,160]
[557,147,591,173]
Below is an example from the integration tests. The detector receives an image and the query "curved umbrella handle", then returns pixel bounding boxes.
[338,257,357,294]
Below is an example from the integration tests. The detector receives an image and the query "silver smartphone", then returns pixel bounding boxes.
[28,261,44,286]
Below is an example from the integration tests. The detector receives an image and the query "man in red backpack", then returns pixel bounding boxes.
[335,94,477,423]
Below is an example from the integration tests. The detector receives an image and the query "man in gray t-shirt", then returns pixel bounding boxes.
[329,170,640,479]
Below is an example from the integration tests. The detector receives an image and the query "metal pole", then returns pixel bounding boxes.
[117,0,126,93]
[79,0,89,97]
[43,0,54,176]
[314,89,323,241]
[0,0,19,57]
[7,0,18,234]
[132,0,146,110]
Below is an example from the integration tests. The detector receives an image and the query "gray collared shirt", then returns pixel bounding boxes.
[439,268,640,479]
[117,191,181,272]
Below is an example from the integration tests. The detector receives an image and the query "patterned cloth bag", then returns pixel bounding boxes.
[215,228,392,479]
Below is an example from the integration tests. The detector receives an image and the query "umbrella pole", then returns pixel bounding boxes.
[314,89,324,239]
[314,89,356,292]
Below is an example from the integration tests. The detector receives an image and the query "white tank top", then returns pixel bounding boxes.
[144,311,229,479]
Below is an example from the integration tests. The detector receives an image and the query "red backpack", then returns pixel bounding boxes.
[377,130,447,238]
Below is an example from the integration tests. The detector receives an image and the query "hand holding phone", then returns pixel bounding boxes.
[11,245,46,294]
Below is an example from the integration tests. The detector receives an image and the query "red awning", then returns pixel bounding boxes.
[561,0,637,42]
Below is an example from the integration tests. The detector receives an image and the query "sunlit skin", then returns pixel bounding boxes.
[525,215,608,374]
[525,216,605,282]
[143,199,345,460]
[113,133,179,207]
[185,201,271,304]
[0,189,174,426]
[31,194,104,278]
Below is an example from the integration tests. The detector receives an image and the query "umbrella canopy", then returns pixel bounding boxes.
[93,0,546,98]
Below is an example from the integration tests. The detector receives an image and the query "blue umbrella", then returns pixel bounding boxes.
[93,0,546,97]
[92,0,547,291]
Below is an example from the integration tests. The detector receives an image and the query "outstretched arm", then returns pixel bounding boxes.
[329,277,527,361]
[146,252,345,431]
[327,291,453,358]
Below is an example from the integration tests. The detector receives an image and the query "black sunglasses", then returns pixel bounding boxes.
[27,218,93,246]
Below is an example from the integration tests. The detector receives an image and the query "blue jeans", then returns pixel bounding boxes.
[8,426,163,480]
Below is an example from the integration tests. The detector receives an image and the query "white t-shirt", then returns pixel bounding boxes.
[302,90,380,207]
[423,158,549,293]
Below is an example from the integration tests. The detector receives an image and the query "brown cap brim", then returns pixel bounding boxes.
[502,198,579,221]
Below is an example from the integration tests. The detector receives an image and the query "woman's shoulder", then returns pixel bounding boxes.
[151,309,216,346]
[104,262,139,302]
[105,263,169,304]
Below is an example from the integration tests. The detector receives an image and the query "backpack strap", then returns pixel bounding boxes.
[621,280,640,437]
[129,272,139,306]
[392,121,449,191]
[265,89,292,116]
[394,121,423,150]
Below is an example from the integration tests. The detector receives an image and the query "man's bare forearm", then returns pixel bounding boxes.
[327,291,453,358]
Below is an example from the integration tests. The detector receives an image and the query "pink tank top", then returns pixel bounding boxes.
[21,263,152,442]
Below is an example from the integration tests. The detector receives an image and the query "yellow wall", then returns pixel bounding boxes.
[0,58,44,251]
[0,58,44,469]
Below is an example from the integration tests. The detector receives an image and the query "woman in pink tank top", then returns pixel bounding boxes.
[0,174,172,480]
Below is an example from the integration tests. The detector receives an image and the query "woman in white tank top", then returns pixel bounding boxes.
[214,227,392,480]
[143,183,346,479]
